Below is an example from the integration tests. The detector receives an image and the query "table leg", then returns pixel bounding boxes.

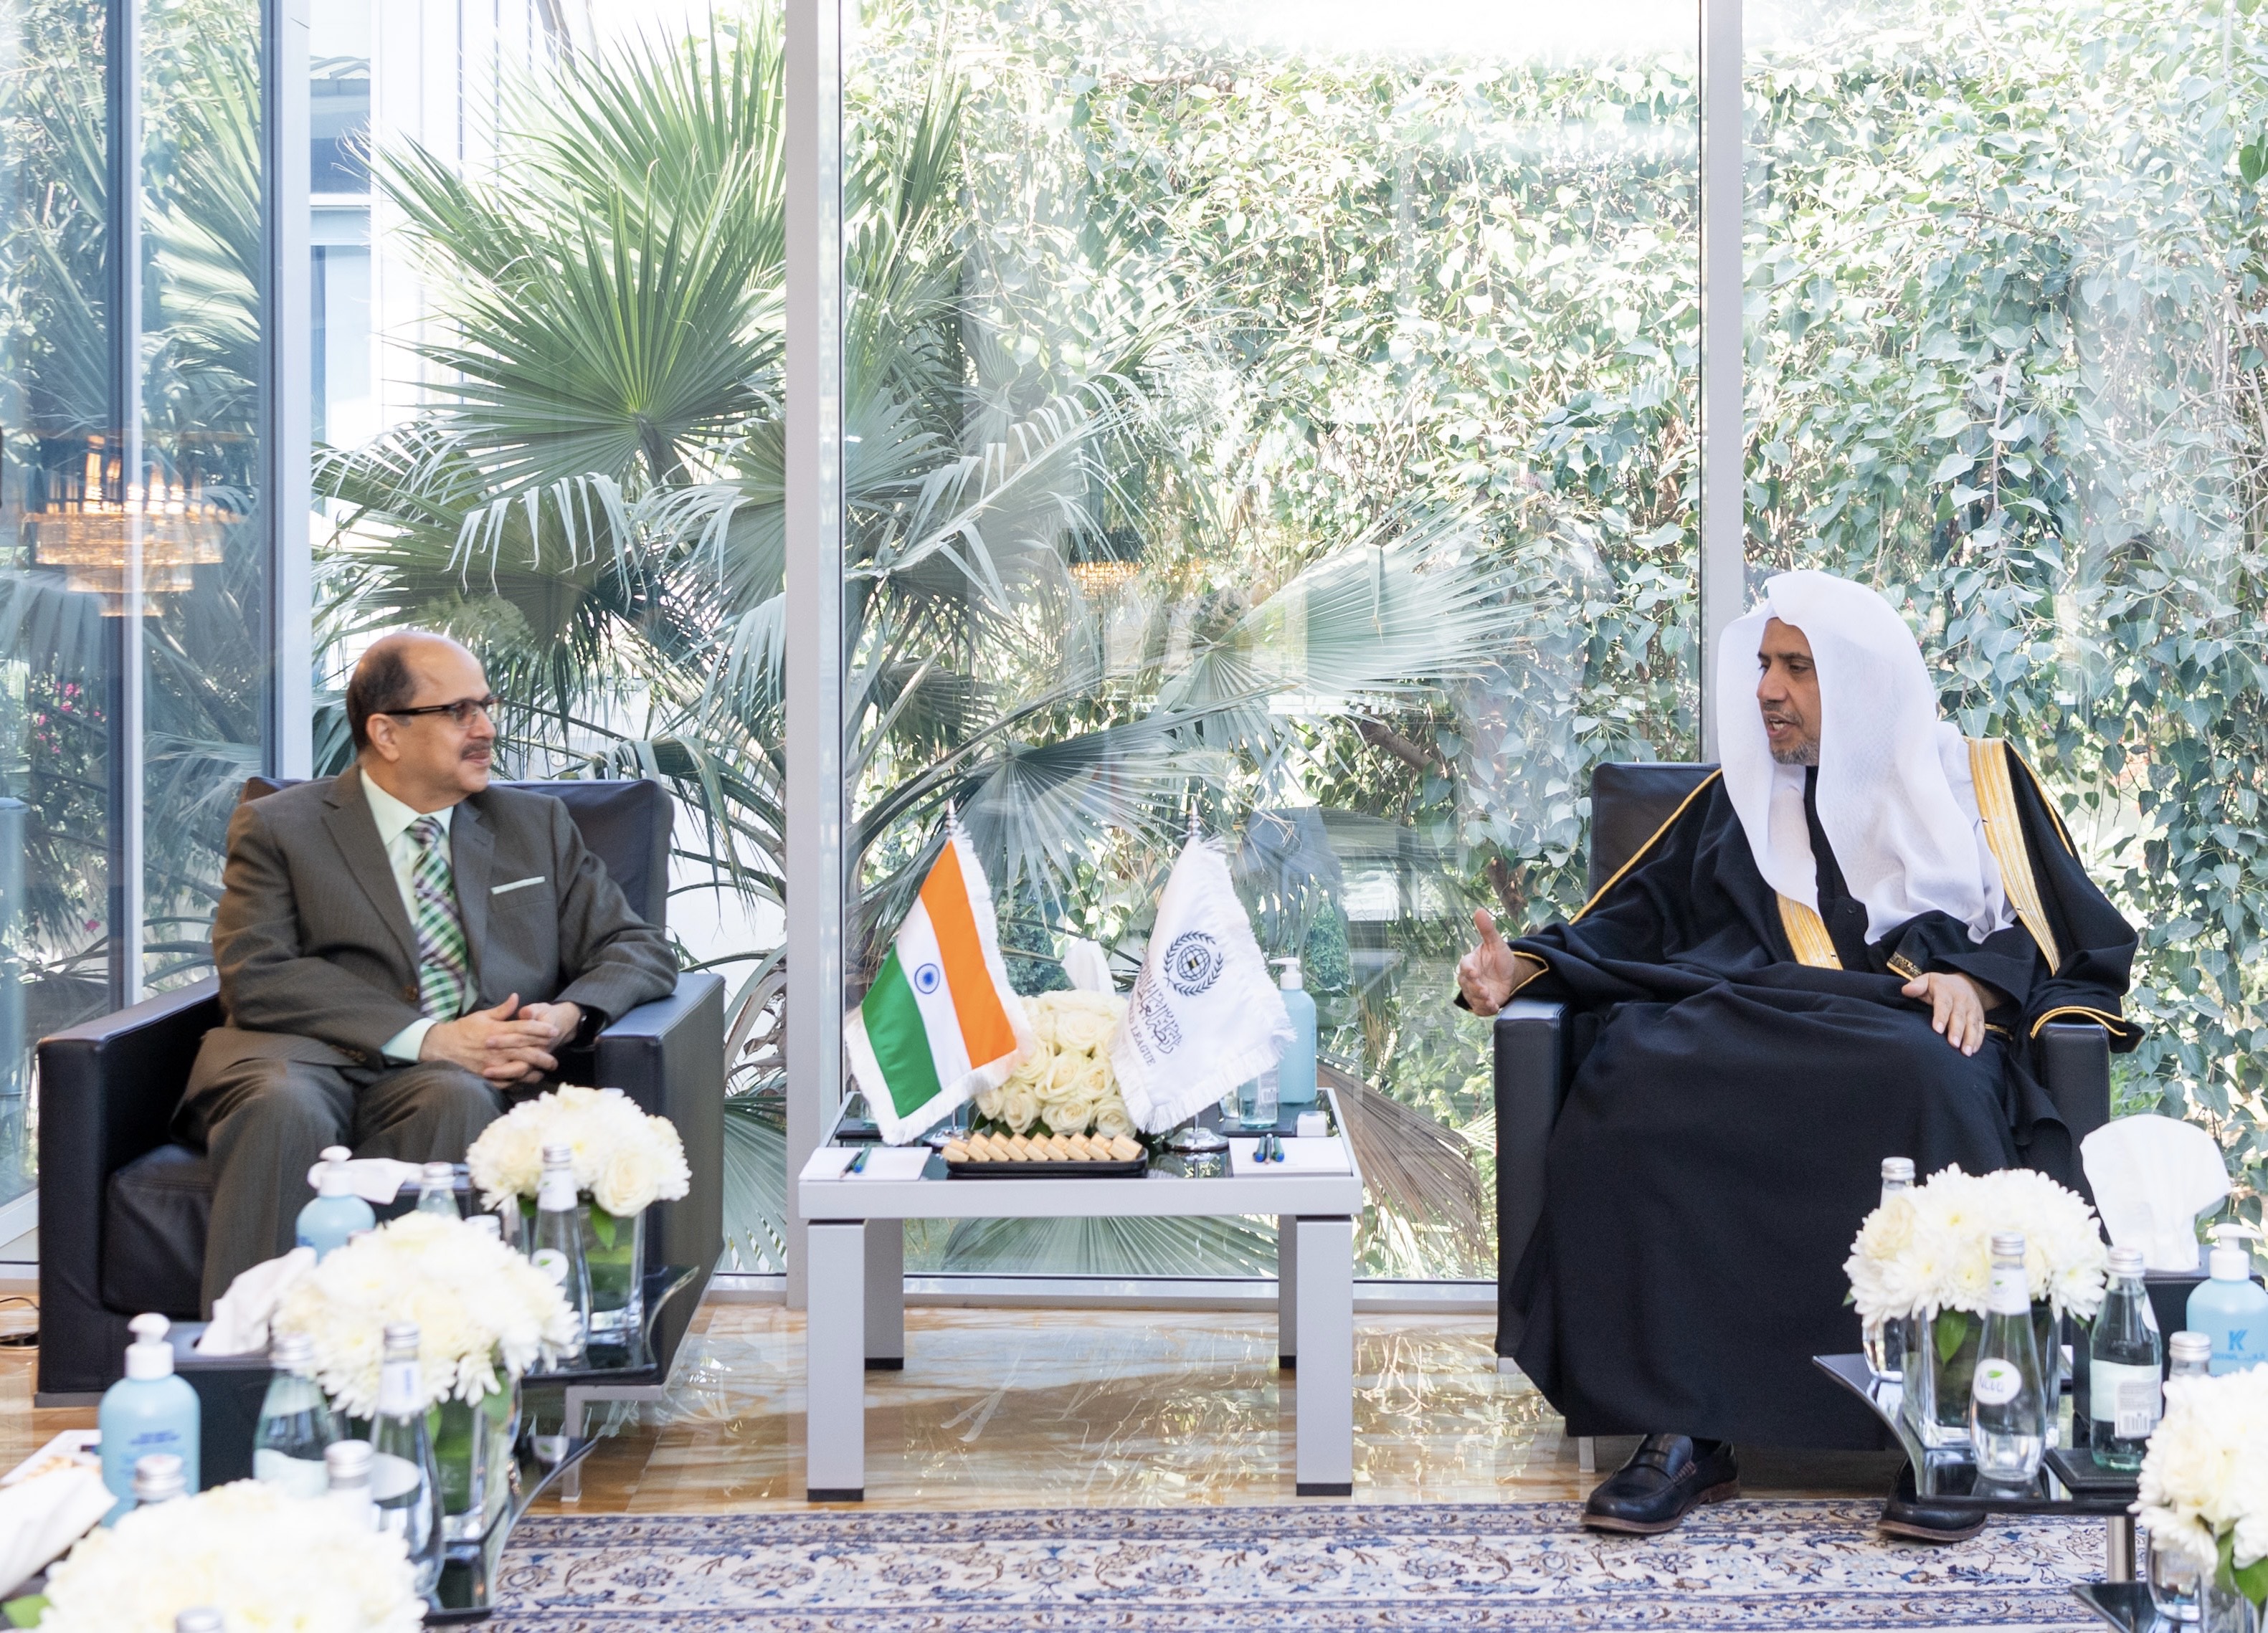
[2106,1514,2136,1583]
[561,1385,592,1503]
[1293,1214,1354,1497]
[865,1219,905,1370]
[806,1219,867,1502]
[1276,1213,1298,1370]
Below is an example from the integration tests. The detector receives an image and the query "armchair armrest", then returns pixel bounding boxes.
[2036,1019,2112,1200]
[594,972,724,1374]
[1492,997,1565,1360]
[37,978,222,1399]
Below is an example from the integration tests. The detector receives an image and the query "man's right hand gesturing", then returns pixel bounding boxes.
[1456,908,1523,1017]
[420,994,562,1083]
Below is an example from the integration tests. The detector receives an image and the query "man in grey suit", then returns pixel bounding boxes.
[179,631,678,1310]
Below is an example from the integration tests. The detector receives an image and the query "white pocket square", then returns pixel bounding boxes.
[491,875,546,897]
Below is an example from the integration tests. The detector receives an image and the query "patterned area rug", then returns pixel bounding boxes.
[490,1501,2107,1630]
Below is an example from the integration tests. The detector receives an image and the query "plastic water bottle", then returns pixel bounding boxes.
[370,1323,443,1595]
[1969,1230,2048,1485]
[2088,1245,2161,1470]
[531,1143,590,1361]
[2147,1332,2215,1623]
[252,1330,341,1497]
[414,1161,461,1219]
[1864,1157,1915,1381]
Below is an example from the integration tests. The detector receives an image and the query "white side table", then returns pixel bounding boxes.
[797,1092,1365,1501]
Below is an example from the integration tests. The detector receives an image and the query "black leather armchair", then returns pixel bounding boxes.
[37,776,724,1403]
[1492,761,2113,1363]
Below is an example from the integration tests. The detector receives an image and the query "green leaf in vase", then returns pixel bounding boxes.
[591,1204,619,1251]
[1935,1310,1972,1363]
[481,1384,517,1427]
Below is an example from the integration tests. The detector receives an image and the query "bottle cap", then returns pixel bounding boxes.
[125,1312,174,1381]
[131,1452,186,1503]
[422,1161,455,1186]
[2107,1245,2146,1277]
[325,1438,374,1487]
[381,1320,421,1354]
[2169,1330,2213,1369]
[316,1146,356,1199]
[1272,956,1304,991]
[176,1611,225,1633]
[1989,1230,2026,1260]
[599,1086,625,1098]
[1880,1157,1915,1183]
[541,1142,574,1166]
[269,1330,316,1373]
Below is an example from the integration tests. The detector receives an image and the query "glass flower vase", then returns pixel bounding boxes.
[2203,1579,2262,1633]
[1902,1303,2061,1452]
[580,1201,646,1348]
[433,1378,519,1543]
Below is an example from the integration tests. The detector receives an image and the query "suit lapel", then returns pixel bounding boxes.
[452,796,493,996]
[323,765,419,973]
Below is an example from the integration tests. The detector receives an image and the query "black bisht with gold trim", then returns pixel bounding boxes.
[1496,741,2139,1449]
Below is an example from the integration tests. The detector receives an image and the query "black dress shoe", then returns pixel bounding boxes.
[1580,1434,1741,1535]
[1877,1460,1985,1544]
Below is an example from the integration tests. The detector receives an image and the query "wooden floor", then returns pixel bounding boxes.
[529,1301,1906,1514]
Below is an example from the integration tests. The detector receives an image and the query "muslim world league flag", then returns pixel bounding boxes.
[845,829,1036,1144]
[1110,835,1294,1133]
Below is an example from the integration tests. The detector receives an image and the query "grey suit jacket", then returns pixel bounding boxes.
[202,763,678,1069]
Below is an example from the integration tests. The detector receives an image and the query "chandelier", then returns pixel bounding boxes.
[26,440,230,615]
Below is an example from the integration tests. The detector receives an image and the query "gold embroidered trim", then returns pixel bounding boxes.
[1887,952,1923,981]
[1778,895,1844,969]
[1506,949,1549,1001]
[1967,737,2062,975]
[2029,1004,2127,1039]
[1572,771,1724,924]
[2008,745,2080,857]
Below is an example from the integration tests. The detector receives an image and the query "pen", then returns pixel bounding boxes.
[848,1147,868,1174]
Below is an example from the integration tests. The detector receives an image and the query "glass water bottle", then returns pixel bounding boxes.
[175,1611,224,1633]
[370,1322,443,1596]
[1969,1230,2049,1485]
[531,1143,590,1361]
[2088,1245,2162,1470]
[325,1438,376,1532]
[414,1161,461,1219]
[1864,1156,1916,1380]
[2147,1332,2215,1624]
[131,1452,187,1508]
[252,1330,341,1498]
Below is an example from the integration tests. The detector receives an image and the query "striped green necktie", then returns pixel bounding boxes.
[407,814,475,1021]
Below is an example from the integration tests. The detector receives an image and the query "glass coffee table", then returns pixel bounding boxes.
[520,1262,702,1502]
[1814,1354,2143,1579]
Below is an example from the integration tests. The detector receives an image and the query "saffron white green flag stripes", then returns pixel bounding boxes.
[845,830,1035,1144]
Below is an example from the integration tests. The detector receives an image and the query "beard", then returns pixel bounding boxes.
[1770,735,1820,766]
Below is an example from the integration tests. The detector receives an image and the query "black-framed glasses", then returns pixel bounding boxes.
[379,694,504,728]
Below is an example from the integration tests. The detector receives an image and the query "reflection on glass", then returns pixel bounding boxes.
[846,0,1700,1277]
[1746,0,2268,1209]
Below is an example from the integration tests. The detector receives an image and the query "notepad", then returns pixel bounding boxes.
[1228,1138,1351,1177]
[843,1146,934,1181]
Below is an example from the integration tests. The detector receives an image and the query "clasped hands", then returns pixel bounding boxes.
[419,994,581,1083]
[1458,906,1999,1054]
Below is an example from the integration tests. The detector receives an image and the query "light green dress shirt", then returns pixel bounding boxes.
[361,775,460,1063]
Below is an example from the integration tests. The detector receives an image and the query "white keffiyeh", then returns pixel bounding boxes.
[1715,570,2014,944]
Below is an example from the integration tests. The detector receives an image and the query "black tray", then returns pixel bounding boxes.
[2045,1445,2143,1496]
[945,1155,1147,1179]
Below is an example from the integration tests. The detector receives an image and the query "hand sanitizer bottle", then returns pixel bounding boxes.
[2186,1225,2268,1373]
[1271,958,1317,1105]
[295,1146,375,1257]
[98,1314,201,1523]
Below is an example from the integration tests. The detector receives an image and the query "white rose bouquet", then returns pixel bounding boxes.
[38,1480,423,1633]
[2136,1366,2268,1606]
[466,1084,691,1218]
[272,1211,577,1418]
[975,989,1139,1141]
[1845,1163,2110,1325]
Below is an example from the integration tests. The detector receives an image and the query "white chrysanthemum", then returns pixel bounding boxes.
[1844,1163,2108,1323]
[2136,1367,2268,1574]
[465,1085,691,1216]
[42,1479,422,1633]
[273,1212,577,1418]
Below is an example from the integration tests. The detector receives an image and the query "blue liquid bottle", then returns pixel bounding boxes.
[98,1313,200,1524]
[1271,957,1317,1106]
[296,1144,374,1257]
[2186,1225,2268,1374]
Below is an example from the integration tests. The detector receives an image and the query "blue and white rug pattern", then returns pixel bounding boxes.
[490,1501,2105,1630]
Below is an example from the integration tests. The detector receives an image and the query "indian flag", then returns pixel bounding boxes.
[844,829,1035,1144]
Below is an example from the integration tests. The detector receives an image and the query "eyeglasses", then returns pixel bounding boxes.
[377,694,504,728]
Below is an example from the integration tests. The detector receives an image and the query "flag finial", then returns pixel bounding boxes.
[1185,801,1202,844]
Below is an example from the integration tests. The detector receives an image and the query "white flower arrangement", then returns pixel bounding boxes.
[272,1211,577,1418]
[465,1084,691,1217]
[1845,1163,2110,1323]
[39,1479,423,1633]
[976,989,1138,1141]
[2136,1365,2268,1601]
